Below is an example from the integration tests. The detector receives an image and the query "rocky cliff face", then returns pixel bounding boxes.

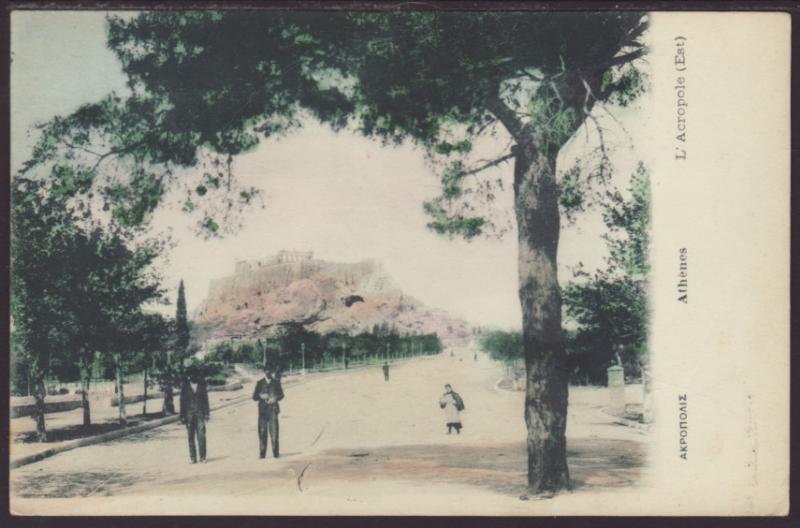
[192,254,473,346]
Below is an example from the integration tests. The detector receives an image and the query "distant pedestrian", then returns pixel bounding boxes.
[253,367,284,459]
[180,369,210,464]
[439,384,465,435]
[474,352,478,362]
[382,362,390,381]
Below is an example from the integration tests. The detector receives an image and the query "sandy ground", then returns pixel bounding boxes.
[10,345,649,515]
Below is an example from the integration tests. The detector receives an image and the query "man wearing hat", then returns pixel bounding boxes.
[253,367,284,459]
[179,362,210,463]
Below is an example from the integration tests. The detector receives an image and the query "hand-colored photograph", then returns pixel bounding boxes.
[8,7,789,517]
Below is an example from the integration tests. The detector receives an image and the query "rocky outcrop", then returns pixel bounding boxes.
[192,253,473,347]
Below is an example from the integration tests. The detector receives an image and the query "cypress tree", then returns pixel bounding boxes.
[175,280,190,360]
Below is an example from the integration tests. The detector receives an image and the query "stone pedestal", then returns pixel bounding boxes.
[641,364,654,424]
[607,364,626,416]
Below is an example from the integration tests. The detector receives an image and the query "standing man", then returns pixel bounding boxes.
[180,368,210,464]
[253,367,284,459]
[382,361,390,381]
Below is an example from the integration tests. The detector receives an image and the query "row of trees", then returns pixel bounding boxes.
[479,164,651,386]
[10,175,193,440]
[207,323,442,372]
[478,330,524,363]
[19,11,649,493]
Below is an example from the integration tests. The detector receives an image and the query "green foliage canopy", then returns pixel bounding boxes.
[11,172,165,378]
[22,11,648,239]
[478,329,524,363]
[563,163,651,382]
[10,178,79,387]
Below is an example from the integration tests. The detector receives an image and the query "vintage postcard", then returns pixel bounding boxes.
[8,8,790,516]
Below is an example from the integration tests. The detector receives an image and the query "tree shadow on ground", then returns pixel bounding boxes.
[105,419,183,445]
[200,456,229,463]
[15,412,168,444]
[310,437,645,498]
[11,470,157,498]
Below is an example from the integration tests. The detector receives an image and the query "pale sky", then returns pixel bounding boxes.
[11,11,652,329]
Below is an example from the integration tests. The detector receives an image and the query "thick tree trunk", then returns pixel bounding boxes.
[142,366,148,416]
[514,144,570,495]
[81,378,91,427]
[163,365,175,415]
[162,350,175,415]
[32,376,48,442]
[80,355,91,427]
[115,355,127,426]
[163,383,175,415]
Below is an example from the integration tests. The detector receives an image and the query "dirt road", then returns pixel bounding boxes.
[10,345,648,515]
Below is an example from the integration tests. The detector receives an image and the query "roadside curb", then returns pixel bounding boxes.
[10,355,443,470]
[494,377,505,392]
[601,408,652,432]
[9,366,351,470]
[10,415,180,470]
[10,392,253,470]
[493,381,652,434]
[494,376,523,394]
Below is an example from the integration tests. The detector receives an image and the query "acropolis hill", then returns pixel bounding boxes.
[192,251,472,345]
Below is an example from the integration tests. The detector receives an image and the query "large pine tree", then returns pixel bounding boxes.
[22,10,648,493]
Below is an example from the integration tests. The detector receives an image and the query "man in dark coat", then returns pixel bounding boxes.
[382,362,390,381]
[179,371,210,463]
[253,368,284,459]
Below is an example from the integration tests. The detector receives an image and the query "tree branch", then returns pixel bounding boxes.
[461,152,516,178]
[473,116,498,137]
[486,96,528,141]
[90,139,148,172]
[522,70,544,82]
[596,103,634,147]
[619,19,648,49]
[63,142,104,158]
[586,114,611,182]
[598,48,646,71]
[580,77,596,115]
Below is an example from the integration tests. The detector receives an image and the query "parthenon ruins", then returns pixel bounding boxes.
[276,250,313,263]
[235,250,314,274]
